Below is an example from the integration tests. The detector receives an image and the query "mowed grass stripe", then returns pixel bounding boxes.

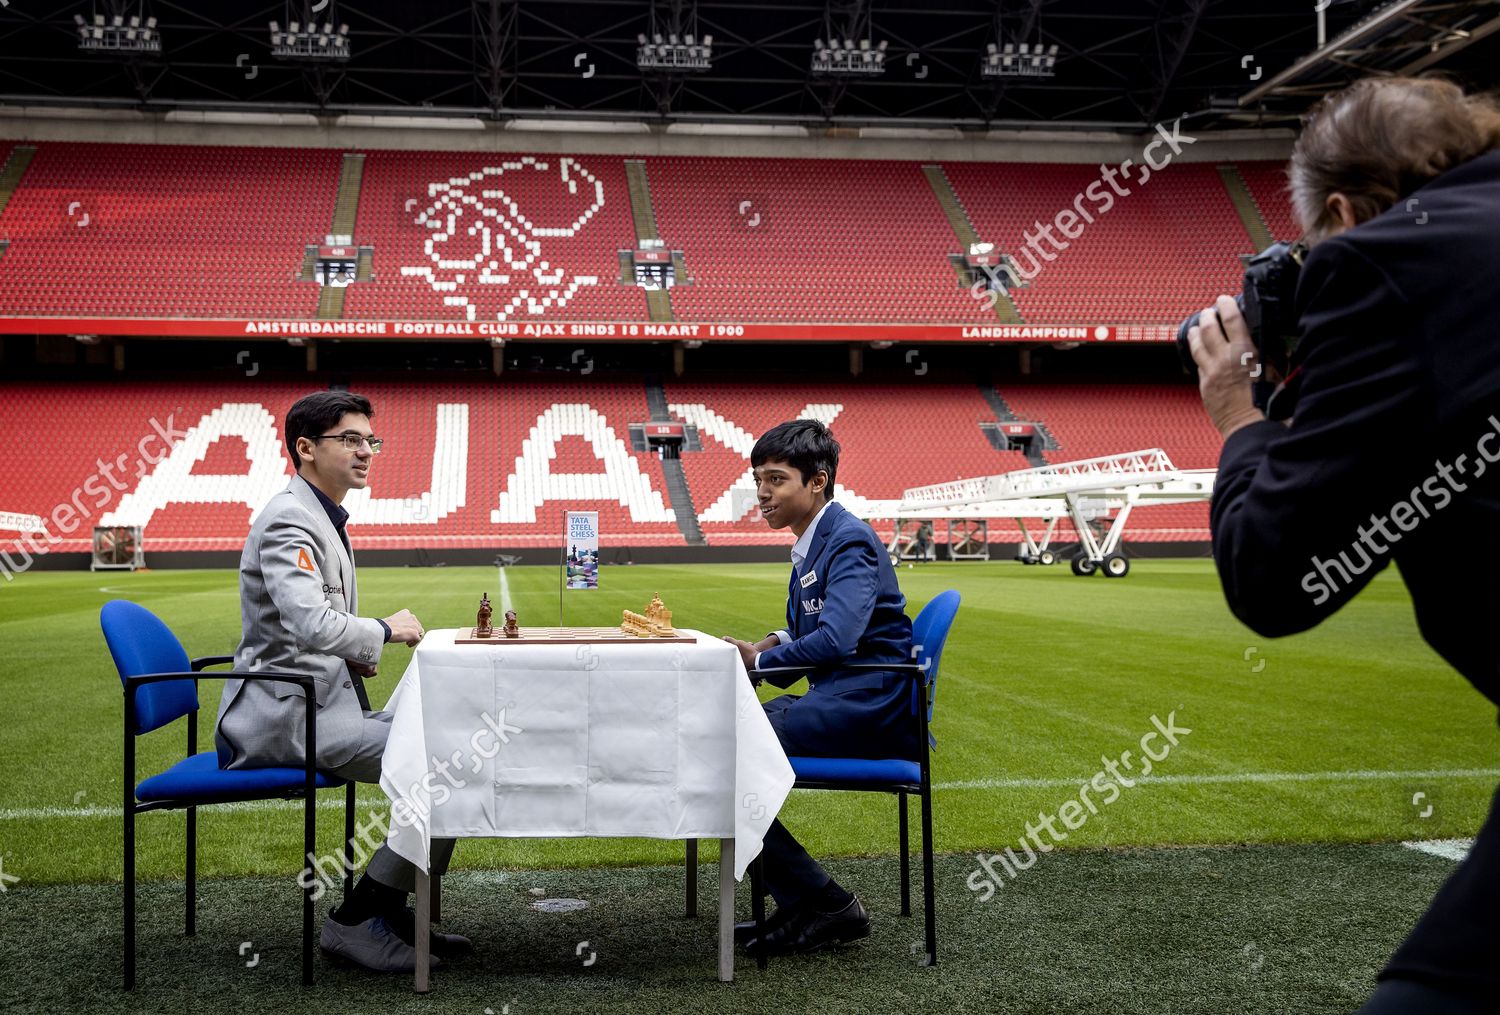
[2,561,1496,885]
[938,767,1500,790]
[0,845,1463,1014]
[7,768,1499,821]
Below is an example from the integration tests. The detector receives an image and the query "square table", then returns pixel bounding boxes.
[379,628,795,990]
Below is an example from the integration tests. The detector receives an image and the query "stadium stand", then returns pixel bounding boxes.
[1236,160,1303,243]
[0,378,686,552]
[0,142,1255,555]
[999,382,1221,469]
[0,377,1211,554]
[343,151,647,323]
[942,161,1250,324]
[0,142,1278,328]
[663,379,1030,543]
[998,381,1221,540]
[644,157,993,323]
[0,143,338,318]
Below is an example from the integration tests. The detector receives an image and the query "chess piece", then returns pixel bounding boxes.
[621,595,674,638]
[476,593,494,637]
[647,593,674,634]
[503,609,519,638]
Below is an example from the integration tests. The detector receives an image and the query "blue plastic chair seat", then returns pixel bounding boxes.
[788,756,922,789]
[102,599,357,989]
[136,751,343,803]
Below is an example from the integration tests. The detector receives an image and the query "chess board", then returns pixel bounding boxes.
[456,626,696,646]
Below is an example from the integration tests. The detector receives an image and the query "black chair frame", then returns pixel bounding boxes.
[748,660,937,966]
[122,657,356,989]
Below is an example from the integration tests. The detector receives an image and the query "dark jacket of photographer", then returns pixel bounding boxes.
[1211,148,1500,708]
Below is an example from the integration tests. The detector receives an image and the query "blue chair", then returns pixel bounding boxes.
[753,589,959,967]
[100,600,357,989]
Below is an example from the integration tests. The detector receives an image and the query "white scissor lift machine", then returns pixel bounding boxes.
[894,449,1216,578]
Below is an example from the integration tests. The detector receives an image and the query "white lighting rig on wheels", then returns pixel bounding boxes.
[885,449,1215,578]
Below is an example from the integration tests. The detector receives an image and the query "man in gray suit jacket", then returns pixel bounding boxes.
[216,391,467,973]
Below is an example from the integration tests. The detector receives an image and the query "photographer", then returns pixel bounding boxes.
[1189,77,1500,1013]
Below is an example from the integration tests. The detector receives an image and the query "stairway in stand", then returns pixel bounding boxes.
[1217,164,1275,253]
[330,154,366,238]
[923,164,1024,324]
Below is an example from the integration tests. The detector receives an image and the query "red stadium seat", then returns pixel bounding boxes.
[0,377,1212,552]
[0,142,1272,328]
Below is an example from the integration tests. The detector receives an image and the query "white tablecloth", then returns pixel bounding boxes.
[379,628,794,880]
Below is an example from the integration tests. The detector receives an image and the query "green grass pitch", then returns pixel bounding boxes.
[0,559,1495,1011]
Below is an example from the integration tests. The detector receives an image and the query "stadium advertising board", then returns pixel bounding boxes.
[0,317,1174,342]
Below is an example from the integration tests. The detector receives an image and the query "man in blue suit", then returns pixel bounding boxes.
[723,420,916,956]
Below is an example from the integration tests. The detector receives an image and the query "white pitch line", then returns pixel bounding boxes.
[934,768,1500,792]
[498,562,513,614]
[1402,839,1474,862]
[0,797,384,822]
[7,768,1499,822]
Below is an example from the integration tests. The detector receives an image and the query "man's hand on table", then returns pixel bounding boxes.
[722,635,780,682]
[382,608,425,646]
[723,636,758,674]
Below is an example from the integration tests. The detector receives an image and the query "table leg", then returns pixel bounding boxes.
[718,837,735,982]
[751,857,767,971]
[414,868,431,994]
[686,839,698,918]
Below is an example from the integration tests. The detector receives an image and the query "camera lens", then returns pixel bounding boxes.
[1175,295,1247,378]
[1175,313,1200,377]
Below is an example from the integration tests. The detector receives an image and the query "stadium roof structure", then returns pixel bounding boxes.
[2,0,1498,131]
[1240,0,1500,115]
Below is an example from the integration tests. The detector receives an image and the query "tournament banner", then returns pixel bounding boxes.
[565,511,599,590]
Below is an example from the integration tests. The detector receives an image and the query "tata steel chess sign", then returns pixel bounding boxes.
[565,511,599,591]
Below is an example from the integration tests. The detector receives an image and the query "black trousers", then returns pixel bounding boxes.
[758,695,832,908]
[756,685,920,908]
[1356,979,1497,1014]
[1358,783,1500,1012]
[757,817,830,909]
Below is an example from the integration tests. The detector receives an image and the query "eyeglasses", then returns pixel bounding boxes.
[310,432,384,454]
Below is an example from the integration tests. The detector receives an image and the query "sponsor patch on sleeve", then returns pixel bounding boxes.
[296,548,316,573]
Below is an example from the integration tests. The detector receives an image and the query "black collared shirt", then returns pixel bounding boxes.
[306,480,350,549]
[306,479,390,643]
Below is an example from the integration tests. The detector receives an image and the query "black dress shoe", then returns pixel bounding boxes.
[746,894,870,957]
[387,907,475,958]
[734,903,799,945]
[786,894,871,954]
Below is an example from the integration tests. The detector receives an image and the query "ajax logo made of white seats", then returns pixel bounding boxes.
[401,157,605,323]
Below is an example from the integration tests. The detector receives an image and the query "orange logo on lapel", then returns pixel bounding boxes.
[296,548,316,573]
